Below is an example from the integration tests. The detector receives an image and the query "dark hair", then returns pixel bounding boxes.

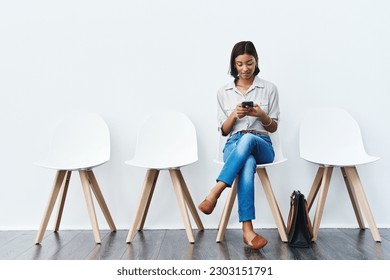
[229,41,260,80]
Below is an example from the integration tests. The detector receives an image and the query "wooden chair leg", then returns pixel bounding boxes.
[257,168,288,242]
[79,170,101,244]
[126,169,159,243]
[341,167,365,229]
[343,166,381,242]
[216,179,237,242]
[307,167,324,211]
[86,170,116,232]
[136,169,159,231]
[169,169,195,244]
[312,166,333,241]
[35,170,67,244]
[54,171,71,232]
[176,169,204,231]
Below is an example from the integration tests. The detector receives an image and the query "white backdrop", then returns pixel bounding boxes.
[1,0,389,231]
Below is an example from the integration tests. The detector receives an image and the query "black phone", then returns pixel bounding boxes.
[242,101,254,107]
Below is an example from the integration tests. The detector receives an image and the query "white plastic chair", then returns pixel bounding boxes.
[34,112,116,244]
[125,111,204,244]
[299,107,381,242]
[215,130,288,243]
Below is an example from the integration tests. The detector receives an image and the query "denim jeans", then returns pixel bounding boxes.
[216,132,275,222]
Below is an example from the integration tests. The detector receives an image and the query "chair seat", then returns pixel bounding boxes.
[35,159,108,171]
[214,157,287,168]
[302,154,379,167]
[125,158,197,170]
[35,112,110,171]
[299,107,380,166]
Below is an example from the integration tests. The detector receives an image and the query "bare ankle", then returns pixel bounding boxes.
[212,181,227,198]
[204,182,226,205]
[242,221,255,236]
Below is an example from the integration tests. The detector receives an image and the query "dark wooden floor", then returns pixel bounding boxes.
[1,228,389,260]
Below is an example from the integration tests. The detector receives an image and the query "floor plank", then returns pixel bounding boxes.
[17,230,80,260]
[87,230,128,260]
[121,229,166,260]
[0,231,36,260]
[50,230,109,260]
[1,228,389,260]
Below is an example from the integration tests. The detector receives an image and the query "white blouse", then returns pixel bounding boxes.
[217,76,280,135]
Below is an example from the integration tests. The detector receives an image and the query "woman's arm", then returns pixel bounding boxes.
[221,103,250,136]
[248,104,278,133]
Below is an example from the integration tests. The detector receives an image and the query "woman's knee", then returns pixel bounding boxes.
[238,133,257,145]
[235,134,256,152]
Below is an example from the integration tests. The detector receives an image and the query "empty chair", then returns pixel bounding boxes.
[34,112,116,244]
[299,107,381,242]
[215,130,288,243]
[126,111,204,244]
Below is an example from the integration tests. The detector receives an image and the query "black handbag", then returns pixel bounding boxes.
[287,190,313,248]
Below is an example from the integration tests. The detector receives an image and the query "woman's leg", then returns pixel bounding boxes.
[236,155,256,223]
[242,220,256,243]
[242,220,267,249]
[201,181,226,206]
[230,134,274,248]
[198,180,227,214]
[236,155,266,246]
[198,133,242,214]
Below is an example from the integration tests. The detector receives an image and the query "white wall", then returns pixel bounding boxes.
[1,0,389,231]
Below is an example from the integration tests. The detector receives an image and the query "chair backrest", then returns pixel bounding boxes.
[36,112,110,170]
[127,111,198,169]
[215,129,287,167]
[299,107,379,166]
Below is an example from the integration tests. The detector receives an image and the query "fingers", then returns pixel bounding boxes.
[236,104,248,119]
[236,103,264,119]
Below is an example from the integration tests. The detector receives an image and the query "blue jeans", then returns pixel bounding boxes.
[216,132,275,222]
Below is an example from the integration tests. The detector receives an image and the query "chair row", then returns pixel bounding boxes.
[34,108,381,245]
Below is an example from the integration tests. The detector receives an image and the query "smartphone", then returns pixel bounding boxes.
[242,101,254,107]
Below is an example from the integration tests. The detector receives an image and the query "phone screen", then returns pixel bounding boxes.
[242,101,254,107]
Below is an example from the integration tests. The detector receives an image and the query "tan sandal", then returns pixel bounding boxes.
[243,234,268,250]
[198,198,217,215]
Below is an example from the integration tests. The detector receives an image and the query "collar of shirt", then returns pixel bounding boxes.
[224,76,265,95]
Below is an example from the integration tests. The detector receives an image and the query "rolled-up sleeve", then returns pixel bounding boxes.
[217,88,228,134]
[267,83,280,124]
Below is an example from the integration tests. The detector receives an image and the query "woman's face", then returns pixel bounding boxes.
[234,54,257,80]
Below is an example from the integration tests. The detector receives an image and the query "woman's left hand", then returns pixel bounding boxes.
[248,103,277,132]
[247,103,266,118]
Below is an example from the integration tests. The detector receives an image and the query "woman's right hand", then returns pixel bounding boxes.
[235,103,250,119]
[221,103,247,136]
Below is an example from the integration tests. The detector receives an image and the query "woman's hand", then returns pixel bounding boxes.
[249,103,277,132]
[223,102,276,135]
[247,103,266,118]
[235,103,251,119]
[221,103,249,135]
[238,102,266,119]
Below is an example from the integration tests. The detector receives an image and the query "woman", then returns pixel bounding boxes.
[198,41,280,250]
